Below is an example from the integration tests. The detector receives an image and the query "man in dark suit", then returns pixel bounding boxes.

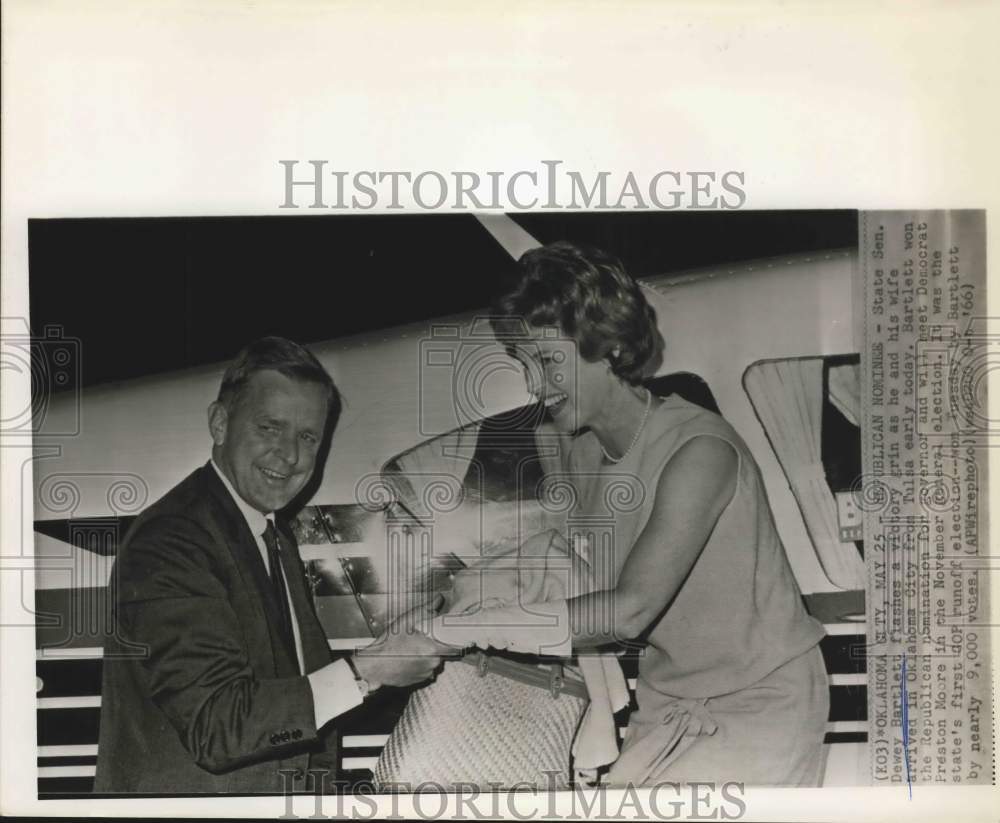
[95,337,444,794]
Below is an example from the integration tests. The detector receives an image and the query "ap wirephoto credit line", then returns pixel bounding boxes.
[859,211,991,788]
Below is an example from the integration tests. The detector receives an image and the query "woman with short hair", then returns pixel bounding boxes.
[437,241,829,786]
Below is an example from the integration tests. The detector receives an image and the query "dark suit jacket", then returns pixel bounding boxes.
[95,462,338,794]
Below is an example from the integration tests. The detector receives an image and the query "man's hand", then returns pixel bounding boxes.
[352,595,456,690]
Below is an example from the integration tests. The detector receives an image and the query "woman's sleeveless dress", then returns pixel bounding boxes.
[565,396,829,787]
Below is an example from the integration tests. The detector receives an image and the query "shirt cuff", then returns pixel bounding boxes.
[308,659,365,729]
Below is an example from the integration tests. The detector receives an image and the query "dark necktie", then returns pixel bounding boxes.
[262,519,297,664]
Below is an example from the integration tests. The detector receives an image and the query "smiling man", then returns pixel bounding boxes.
[95,337,445,794]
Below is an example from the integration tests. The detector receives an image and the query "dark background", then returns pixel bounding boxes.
[29,211,857,390]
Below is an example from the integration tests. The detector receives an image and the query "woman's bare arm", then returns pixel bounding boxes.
[567,435,738,649]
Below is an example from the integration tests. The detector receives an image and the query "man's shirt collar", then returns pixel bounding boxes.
[210,458,272,538]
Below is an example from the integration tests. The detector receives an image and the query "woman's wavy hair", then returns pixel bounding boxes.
[490,241,663,385]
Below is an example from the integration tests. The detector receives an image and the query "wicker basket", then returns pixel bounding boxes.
[373,652,587,791]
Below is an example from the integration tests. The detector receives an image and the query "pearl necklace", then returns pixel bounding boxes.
[600,388,652,464]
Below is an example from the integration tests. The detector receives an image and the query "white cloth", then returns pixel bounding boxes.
[434,529,628,775]
[572,655,630,780]
[431,600,572,657]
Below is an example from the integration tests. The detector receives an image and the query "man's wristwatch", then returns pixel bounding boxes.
[345,655,371,698]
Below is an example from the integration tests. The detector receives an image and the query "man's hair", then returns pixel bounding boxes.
[490,241,663,385]
[216,336,342,427]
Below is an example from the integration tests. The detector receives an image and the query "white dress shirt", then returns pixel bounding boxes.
[210,460,364,727]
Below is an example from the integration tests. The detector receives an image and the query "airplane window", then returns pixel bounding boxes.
[380,405,553,559]
[384,405,547,505]
[743,355,865,592]
[821,355,864,500]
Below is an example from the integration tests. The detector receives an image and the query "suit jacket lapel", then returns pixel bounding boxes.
[275,519,333,674]
[198,463,300,676]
